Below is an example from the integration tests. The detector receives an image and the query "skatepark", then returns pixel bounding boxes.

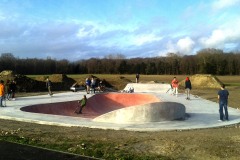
[1,83,240,131]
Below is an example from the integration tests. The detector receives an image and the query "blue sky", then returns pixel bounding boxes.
[1,0,240,61]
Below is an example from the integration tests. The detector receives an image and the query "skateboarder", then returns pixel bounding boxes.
[171,77,179,96]
[75,95,87,114]
[46,78,53,96]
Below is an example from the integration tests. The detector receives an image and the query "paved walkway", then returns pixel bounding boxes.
[1,83,240,131]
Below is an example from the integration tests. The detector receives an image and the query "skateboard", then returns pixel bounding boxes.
[166,85,173,93]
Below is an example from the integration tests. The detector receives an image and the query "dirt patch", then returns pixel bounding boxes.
[179,74,223,89]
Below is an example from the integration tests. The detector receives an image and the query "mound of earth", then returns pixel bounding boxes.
[0,71,77,92]
[0,70,17,83]
[0,70,15,83]
[0,70,15,78]
[34,74,76,91]
[179,74,223,89]
[48,74,75,91]
[48,74,74,83]
[14,74,46,92]
[0,70,45,92]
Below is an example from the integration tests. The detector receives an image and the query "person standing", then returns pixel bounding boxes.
[75,95,87,114]
[91,77,96,93]
[0,80,5,107]
[10,80,16,100]
[136,73,140,83]
[5,80,11,100]
[218,84,229,121]
[85,77,91,94]
[185,77,192,100]
[46,78,53,96]
[171,77,179,96]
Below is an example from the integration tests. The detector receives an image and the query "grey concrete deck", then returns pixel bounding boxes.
[1,83,240,131]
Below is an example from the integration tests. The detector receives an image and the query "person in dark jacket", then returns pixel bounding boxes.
[218,84,229,121]
[136,73,140,83]
[10,80,17,100]
[185,77,192,100]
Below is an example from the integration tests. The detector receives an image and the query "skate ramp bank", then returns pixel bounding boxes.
[20,101,80,117]
[86,93,161,117]
[20,93,160,119]
[93,102,186,123]
[124,83,171,93]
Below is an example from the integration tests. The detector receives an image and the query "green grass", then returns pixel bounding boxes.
[224,83,240,86]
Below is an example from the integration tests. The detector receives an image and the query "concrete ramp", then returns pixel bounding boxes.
[85,93,160,117]
[20,92,186,124]
[21,93,161,119]
[20,101,81,117]
[93,102,186,123]
[124,83,171,93]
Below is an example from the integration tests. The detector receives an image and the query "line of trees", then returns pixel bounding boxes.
[1,48,240,75]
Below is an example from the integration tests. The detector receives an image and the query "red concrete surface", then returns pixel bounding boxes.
[20,93,160,119]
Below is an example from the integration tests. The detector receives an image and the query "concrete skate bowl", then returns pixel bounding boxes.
[20,93,160,118]
[20,93,186,123]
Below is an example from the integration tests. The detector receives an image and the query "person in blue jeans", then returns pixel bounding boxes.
[217,84,229,121]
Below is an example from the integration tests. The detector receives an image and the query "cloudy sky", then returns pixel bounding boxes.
[0,0,240,61]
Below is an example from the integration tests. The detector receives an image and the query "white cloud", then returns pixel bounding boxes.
[177,37,195,54]
[131,34,163,46]
[199,29,225,47]
[212,0,240,10]
[162,41,178,55]
[77,26,98,38]
[199,21,240,49]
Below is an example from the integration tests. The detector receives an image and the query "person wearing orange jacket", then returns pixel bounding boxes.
[0,80,5,107]
[171,77,179,96]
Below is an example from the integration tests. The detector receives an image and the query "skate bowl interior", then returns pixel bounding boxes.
[20,93,186,123]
